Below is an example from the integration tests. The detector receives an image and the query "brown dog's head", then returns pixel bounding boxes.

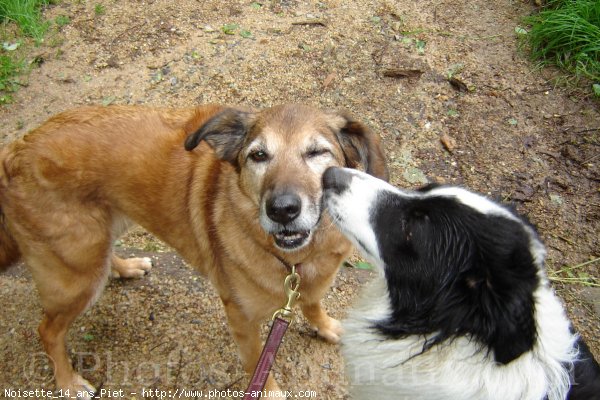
[185,104,388,252]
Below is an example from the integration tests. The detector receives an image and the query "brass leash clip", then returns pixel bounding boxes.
[272,264,301,323]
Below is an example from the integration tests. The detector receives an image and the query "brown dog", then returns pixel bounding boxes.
[0,104,387,397]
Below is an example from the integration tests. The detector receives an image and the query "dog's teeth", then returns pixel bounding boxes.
[274,231,308,241]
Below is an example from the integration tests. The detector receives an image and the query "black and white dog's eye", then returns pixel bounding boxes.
[249,150,269,162]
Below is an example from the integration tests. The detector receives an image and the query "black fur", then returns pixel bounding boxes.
[371,192,540,364]
[569,338,600,399]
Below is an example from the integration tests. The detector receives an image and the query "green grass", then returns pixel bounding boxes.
[523,0,600,84]
[0,0,59,104]
[0,54,24,104]
[94,3,106,16]
[0,0,54,42]
[549,257,600,287]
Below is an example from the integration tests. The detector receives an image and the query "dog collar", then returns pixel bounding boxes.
[270,251,303,275]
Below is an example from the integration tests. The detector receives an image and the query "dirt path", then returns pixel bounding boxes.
[1,1,598,398]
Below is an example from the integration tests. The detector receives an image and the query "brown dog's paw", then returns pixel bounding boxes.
[313,317,344,344]
[263,375,287,398]
[111,256,153,278]
[59,374,95,400]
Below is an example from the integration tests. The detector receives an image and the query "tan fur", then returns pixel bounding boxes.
[0,104,387,397]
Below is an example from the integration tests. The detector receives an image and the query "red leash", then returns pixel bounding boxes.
[243,317,290,398]
[243,265,301,400]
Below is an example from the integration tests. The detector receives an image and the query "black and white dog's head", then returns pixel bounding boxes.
[322,167,545,364]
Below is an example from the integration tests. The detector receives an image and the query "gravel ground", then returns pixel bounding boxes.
[0,1,598,398]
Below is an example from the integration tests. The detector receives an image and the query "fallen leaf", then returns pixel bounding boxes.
[102,96,116,106]
[447,109,459,118]
[446,63,464,79]
[510,183,535,202]
[292,19,327,27]
[323,72,336,88]
[403,166,428,184]
[440,133,457,153]
[82,333,95,341]
[299,43,311,51]
[221,23,239,35]
[514,26,528,35]
[2,42,20,51]
[382,68,423,80]
[30,55,45,67]
[59,77,76,84]
[550,194,563,206]
[449,77,468,92]
[354,261,374,270]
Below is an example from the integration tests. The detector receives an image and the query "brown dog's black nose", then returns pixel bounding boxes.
[322,167,352,194]
[266,193,302,224]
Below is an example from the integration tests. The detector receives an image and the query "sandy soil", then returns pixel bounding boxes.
[0,1,598,399]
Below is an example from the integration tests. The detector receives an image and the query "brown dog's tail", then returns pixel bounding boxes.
[0,209,20,270]
[0,146,21,270]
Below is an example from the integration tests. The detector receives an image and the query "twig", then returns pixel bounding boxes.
[221,375,245,391]
[172,348,181,388]
[538,150,561,160]
[110,21,147,46]
[403,29,503,41]
[583,153,600,164]
[566,257,600,270]
[549,257,600,286]
[382,68,424,80]
[549,277,600,287]
[572,128,600,134]
[292,19,327,27]
[149,340,170,352]
[556,235,575,246]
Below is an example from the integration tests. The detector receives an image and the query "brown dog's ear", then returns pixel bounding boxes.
[184,108,254,164]
[328,112,389,181]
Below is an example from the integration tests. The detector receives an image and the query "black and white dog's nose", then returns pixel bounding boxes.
[266,193,302,224]
[322,167,352,194]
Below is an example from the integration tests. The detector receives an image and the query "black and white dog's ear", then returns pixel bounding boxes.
[184,108,255,165]
[465,217,539,364]
[326,112,389,181]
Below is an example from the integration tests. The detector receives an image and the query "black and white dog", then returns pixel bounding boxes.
[322,167,599,400]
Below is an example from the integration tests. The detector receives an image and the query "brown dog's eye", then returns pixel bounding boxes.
[306,148,330,158]
[249,150,269,162]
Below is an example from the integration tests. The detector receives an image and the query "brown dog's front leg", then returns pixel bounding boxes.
[221,298,284,397]
[38,313,96,398]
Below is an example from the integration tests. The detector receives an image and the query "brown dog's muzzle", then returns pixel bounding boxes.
[265,190,311,249]
[266,192,302,224]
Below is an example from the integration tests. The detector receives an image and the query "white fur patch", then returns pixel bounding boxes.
[305,136,336,174]
[323,171,382,268]
[426,186,519,221]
